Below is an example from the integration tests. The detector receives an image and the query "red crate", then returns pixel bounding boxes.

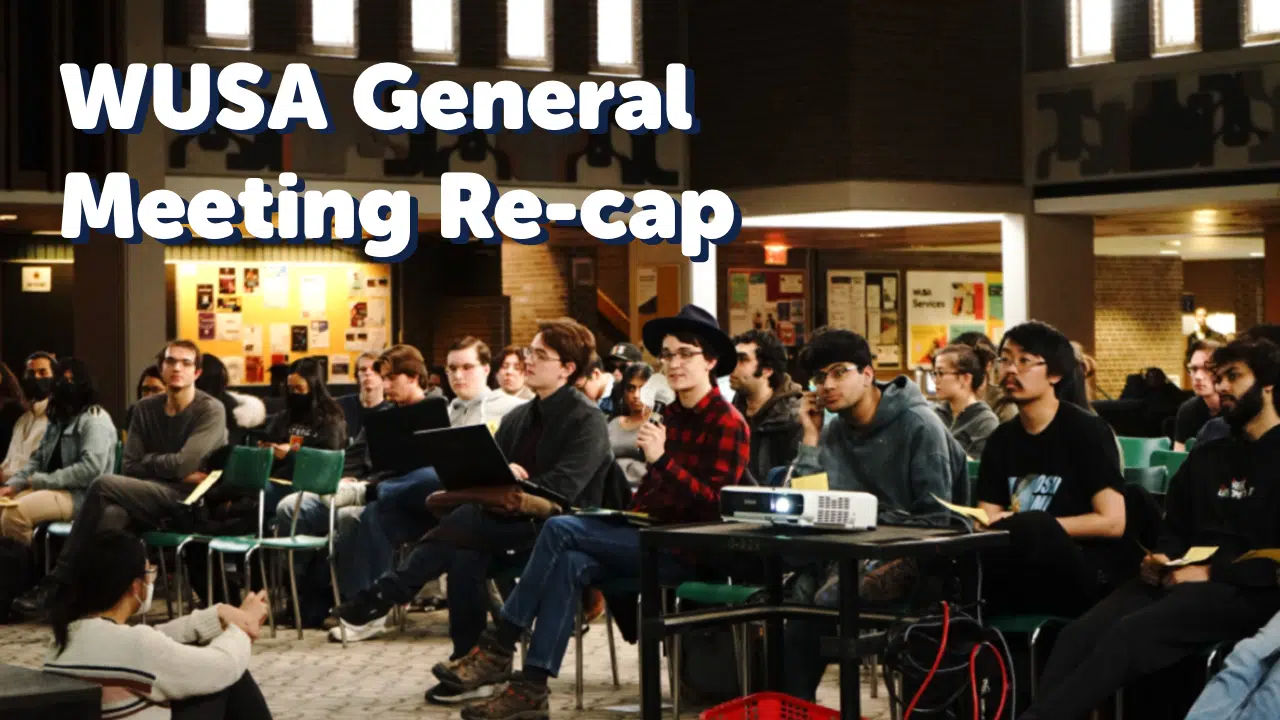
[699,692,846,720]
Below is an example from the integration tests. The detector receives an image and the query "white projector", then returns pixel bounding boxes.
[720,487,878,531]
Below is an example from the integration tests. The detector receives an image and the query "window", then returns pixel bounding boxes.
[1069,0,1114,66]
[1152,0,1199,55]
[592,0,642,75]
[406,0,458,63]
[1245,0,1280,45]
[303,0,358,57]
[501,0,553,70]
[190,0,252,49]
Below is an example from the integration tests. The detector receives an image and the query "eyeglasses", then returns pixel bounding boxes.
[521,348,562,365]
[812,363,857,385]
[997,357,1048,373]
[659,349,704,364]
[162,357,196,368]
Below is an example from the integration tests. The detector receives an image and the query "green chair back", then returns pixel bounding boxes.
[1150,449,1188,479]
[1124,466,1170,496]
[1118,436,1172,469]
[966,459,981,482]
[222,445,275,492]
[1184,437,1197,452]
[113,441,123,474]
[289,447,345,495]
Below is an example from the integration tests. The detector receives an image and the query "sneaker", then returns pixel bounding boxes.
[433,633,513,689]
[425,681,497,705]
[335,587,396,626]
[327,613,388,643]
[460,679,550,720]
[410,596,448,613]
[12,576,63,620]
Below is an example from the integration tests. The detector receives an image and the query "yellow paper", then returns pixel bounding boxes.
[1161,547,1219,567]
[791,473,829,491]
[0,497,19,508]
[933,494,991,526]
[182,470,223,505]
[1233,549,1280,564]
[269,477,293,486]
[486,420,500,436]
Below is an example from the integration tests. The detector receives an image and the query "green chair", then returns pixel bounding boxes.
[1124,466,1170,496]
[965,459,981,506]
[113,440,123,474]
[210,447,346,643]
[1150,449,1188,479]
[1184,437,1197,452]
[1117,436,1172,469]
[196,447,276,628]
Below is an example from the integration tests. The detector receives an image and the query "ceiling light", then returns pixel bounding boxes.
[1159,249,1180,255]
[0,214,17,221]
[32,230,63,236]
[1168,240,1181,246]
[1251,252,1265,258]
[740,210,1004,229]
[1193,209,1218,223]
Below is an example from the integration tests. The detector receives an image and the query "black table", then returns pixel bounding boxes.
[638,522,1010,720]
[0,664,101,720]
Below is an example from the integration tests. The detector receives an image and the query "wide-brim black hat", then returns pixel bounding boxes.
[642,304,738,377]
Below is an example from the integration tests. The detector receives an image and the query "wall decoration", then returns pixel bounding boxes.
[726,268,808,348]
[21,266,52,292]
[826,270,901,368]
[905,271,1005,368]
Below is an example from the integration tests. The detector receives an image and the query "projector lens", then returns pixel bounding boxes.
[773,497,792,513]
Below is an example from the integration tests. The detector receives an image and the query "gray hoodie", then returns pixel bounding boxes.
[934,401,1000,460]
[793,376,966,525]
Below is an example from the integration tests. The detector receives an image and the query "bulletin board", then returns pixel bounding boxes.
[727,268,808,347]
[905,271,1004,368]
[173,261,393,386]
[826,270,902,369]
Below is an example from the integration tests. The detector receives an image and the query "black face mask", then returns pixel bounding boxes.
[22,376,53,402]
[1225,384,1265,430]
[287,393,311,417]
[50,379,90,418]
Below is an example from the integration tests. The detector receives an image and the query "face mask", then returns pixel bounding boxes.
[287,393,311,416]
[21,376,52,401]
[133,581,154,617]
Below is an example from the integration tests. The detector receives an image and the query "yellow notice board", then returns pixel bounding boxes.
[905,271,1004,368]
[173,261,392,386]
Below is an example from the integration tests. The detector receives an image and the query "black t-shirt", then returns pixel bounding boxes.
[1174,396,1215,444]
[977,401,1124,518]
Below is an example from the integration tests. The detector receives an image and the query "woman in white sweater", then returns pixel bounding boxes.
[43,530,273,720]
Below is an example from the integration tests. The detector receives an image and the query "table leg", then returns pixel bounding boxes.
[765,555,784,691]
[640,541,662,720]
[838,558,861,720]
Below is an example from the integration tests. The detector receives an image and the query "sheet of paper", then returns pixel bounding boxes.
[330,354,351,381]
[223,357,244,385]
[0,497,19,508]
[368,298,387,328]
[270,323,291,353]
[780,273,803,294]
[216,313,242,342]
[309,320,330,349]
[1161,546,1219,567]
[300,275,326,318]
[1234,549,1280,563]
[933,494,991,526]
[242,325,262,355]
[183,470,224,505]
[747,280,767,308]
[791,473,829,491]
[882,276,897,309]
[367,328,387,352]
[345,330,367,352]
[263,266,289,308]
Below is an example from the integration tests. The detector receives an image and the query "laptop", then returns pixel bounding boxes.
[413,424,569,507]
[363,397,451,474]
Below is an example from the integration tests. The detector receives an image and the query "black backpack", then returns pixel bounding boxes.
[0,537,36,624]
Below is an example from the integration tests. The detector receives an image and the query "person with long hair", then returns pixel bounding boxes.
[196,355,267,447]
[952,331,1017,423]
[0,357,117,544]
[1,352,55,483]
[494,346,535,401]
[259,357,347,480]
[0,360,26,463]
[44,529,273,720]
[124,365,166,432]
[932,344,1000,459]
[607,362,654,487]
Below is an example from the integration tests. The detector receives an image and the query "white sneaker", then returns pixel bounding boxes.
[327,612,388,643]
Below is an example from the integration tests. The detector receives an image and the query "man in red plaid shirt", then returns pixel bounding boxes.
[443,305,749,720]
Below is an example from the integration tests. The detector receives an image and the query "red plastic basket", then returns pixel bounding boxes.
[699,692,844,720]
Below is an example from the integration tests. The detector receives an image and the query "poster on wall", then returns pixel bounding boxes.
[263,266,289,308]
[330,355,351,382]
[726,268,807,347]
[217,296,242,313]
[270,323,290,354]
[367,277,390,297]
[906,271,1005,368]
[216,314,242,342]
[243,325,262,355]
[826,270,901,367]
[243,268,259,294]
[300,276,326,319]
[245,356,264,384]
[345,330,368,351]
[348,270,364,296]
[368,298,387,328]
[223,357,245,386]
[196,284,214,311]
[218,267,237,294]
[198,312,215,340]
[291,325,309,353]
[21,266,52,292]
[309,320,330,349]
[349,301,368,328]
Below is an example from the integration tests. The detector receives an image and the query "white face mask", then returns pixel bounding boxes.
[133,581,154,617]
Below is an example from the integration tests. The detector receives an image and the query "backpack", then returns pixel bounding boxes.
[0,538,36,624]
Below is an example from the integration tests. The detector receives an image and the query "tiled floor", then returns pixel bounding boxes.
[0,609,892,719]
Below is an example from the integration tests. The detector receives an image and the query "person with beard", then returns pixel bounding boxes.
[258,358,347,482]
[1197,325,1280,447]
[0,353,55,483]
[0,357,117,544]
[973,321,1128,621]
[1024,337,1280,720]
[729,329,803,484]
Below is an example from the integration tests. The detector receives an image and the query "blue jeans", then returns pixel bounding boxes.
[500,515,690,677]
[276,491,364,602]
[344,467,441,594]
[1188,610,1280,720]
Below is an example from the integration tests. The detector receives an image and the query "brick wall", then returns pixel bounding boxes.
[1183,259,1265,333]
[430,297,511,365]
[501,243,572,345]
[1094,256,1185,397]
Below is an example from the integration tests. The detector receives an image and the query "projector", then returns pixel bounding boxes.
[720,487,878,531]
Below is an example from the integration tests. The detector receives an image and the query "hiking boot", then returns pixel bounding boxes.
[12,576,63,620]
[433,634,513,690]
[460,679,550,720]
[859,558,920,606]
[425,681,498,705]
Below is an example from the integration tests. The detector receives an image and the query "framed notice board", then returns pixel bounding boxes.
[905,271,1004,368]
[726,268,808,346]
[826,269,901,368]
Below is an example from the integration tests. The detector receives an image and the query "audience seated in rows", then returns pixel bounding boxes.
[932,342,1000,459]
[257,358,348,483]
[494,345,535,402]
[1,352,56,484]
[197,355,267,448]
[124,365,166,432]
[0,358,116,544]
[599,342,644,416]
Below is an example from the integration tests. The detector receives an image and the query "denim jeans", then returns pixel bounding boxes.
[372,503,539,658]
[275,491,364,602]
[344,467,441,594]
[500,515,691,677]
[1188,609,1280,720]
